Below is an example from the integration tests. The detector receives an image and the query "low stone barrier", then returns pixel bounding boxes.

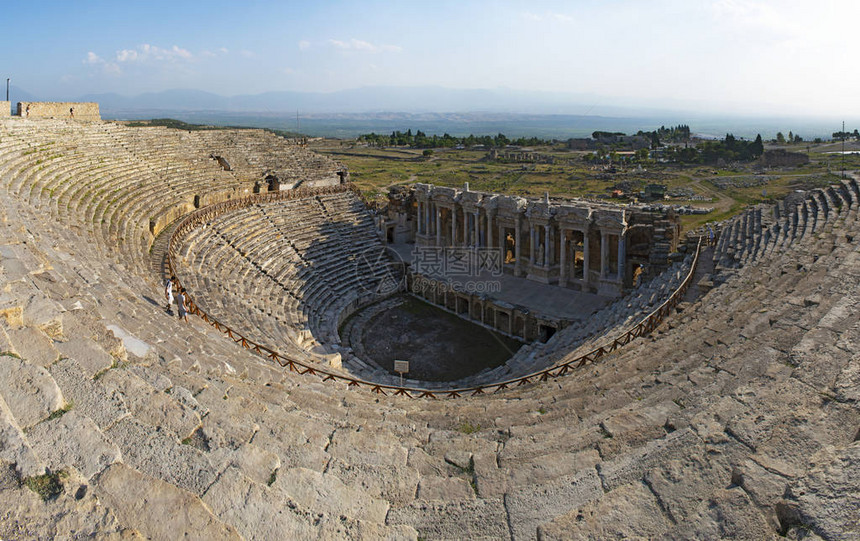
[167,185,704,398]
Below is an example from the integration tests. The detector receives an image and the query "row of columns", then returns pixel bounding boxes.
[417,200,499,251]
[416,199,625,285]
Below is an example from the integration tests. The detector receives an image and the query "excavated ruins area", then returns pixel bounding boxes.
[0,117,857,540]
[342,294,524,381]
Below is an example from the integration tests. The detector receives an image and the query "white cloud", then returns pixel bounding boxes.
[85,51,103,64]
[328,38,402,53]
[83,51,121,75]
[298,40,311,51]
[521,11,574,23]
[200,47,229,58]
[239,49,255,58]
[115,44,193,63]
[116,49,138,62]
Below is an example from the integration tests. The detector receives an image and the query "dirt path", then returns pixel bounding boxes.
[688,178,735,214]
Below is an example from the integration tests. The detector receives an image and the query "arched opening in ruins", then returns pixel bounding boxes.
[265,175,280,192]
[211,155,232,171]
[539,324,556,343]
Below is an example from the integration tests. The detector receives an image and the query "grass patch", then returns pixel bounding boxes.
[44,401,73,422]
[457,421,481,434]
[93,358,126,381]
[267,468,278,486]
[24,470,67,501]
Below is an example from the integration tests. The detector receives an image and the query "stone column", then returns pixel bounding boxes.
[529,225,535,264]
[451,207,457,247]
[435,206,441,246]
[600,232,608,278]
[474,211,480,248]
[544,224,551,268]
[498,225,505,266]
[617,234,625,283]
[427,203,432,237]
[418,201,424,235]
[559,229,567,286]
[514,218,523,276]
[486,212,492,249]
[583,232,590,285]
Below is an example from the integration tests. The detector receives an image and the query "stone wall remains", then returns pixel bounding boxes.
[0,101,9,117]
[17,102,100,121]
[759,149,810,167]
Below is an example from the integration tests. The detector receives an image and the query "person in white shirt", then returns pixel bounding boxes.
[165,276,175,313]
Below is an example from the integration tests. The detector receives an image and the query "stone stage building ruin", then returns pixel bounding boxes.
[384,183,682,297]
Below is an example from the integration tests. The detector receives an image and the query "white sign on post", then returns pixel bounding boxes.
[394,360,409,387]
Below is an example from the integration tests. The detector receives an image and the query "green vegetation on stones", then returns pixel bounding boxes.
[24,470,67,501]
[457,421,481,434]
[44,401,73,422]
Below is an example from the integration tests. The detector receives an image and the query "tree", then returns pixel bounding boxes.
[752,134,764,157]
[650,132,661,149]
[776,132,786,144]
[788,131,794,143]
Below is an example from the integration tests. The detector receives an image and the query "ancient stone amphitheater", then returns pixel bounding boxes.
[0,117,857,540]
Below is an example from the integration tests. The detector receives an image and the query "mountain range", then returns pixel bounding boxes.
[5,85,850,140]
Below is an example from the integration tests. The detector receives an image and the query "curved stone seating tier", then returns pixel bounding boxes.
[172,190,391,367]
[713,179,860,271]
[0,118,857,539]
[0,120,346,282]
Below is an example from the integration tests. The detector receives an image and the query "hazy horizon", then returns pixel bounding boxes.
[3,0,859,120]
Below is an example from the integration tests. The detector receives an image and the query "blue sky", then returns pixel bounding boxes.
[4,0,858,117]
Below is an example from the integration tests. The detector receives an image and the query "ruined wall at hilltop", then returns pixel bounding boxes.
[17,102,100,121]
[0,101,9,117]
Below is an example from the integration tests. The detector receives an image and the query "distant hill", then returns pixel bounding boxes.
[73,86,671,117]
[10,85,852,140]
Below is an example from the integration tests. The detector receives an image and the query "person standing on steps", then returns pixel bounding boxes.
[164,275,175,314]
[178,288,189,323]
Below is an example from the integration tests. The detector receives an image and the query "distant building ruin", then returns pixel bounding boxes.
[759,149,810,167]
[17,102,100,121]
